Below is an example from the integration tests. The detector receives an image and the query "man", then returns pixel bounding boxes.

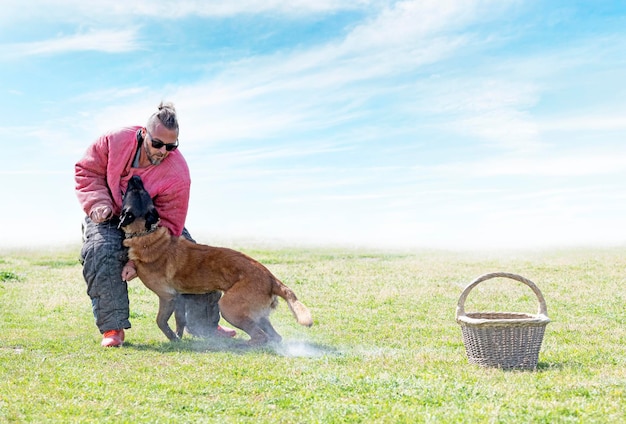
[75,101,235,347]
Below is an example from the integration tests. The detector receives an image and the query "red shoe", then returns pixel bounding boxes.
[216,325,236,338]
[101,329,125,347]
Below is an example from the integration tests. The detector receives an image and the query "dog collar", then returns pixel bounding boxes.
[124,224,159,239]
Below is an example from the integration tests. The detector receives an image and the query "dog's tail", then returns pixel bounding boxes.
[272,279,313,327]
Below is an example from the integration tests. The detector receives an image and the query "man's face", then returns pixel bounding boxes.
[143,123,179,165]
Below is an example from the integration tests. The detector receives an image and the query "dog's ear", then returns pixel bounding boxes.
[118,208,135,229]
[145,208,160,230]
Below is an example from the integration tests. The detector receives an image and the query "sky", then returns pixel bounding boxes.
[1,0,625,250]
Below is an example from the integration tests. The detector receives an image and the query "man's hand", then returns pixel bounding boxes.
[89,205,113,223]
[121,260,137,281]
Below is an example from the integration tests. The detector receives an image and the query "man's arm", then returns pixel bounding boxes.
[75,135,115,220]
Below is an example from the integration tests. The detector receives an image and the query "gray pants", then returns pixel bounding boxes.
[80,216,220,335]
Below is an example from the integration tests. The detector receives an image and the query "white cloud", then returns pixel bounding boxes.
[343,0,480,48]
[0,0,378,25]
[415,148,626,179]
[145,0,376,17]
[1,29,140,59]
[540,114,626,132]
[456,110,542,152]
[45,0,516,150]
[126,1,511,149]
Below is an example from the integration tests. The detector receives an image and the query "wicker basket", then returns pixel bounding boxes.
[456,272,550,370]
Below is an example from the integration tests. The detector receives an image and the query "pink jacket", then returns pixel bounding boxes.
[75,126,191,236]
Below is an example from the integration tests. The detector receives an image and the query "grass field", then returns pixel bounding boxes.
[1,244,625,423]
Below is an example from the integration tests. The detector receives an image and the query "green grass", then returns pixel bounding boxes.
[1,245,626,422]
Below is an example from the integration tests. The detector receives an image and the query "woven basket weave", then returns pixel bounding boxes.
[456,272,550,370]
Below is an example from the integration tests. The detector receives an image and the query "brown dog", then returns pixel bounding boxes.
[119,175,313,345]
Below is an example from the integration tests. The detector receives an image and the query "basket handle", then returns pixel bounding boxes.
[456,272,548,319]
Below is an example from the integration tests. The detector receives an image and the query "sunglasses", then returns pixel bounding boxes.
[146,130,179,151]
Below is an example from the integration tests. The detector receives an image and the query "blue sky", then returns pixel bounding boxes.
[1,0,625,249]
